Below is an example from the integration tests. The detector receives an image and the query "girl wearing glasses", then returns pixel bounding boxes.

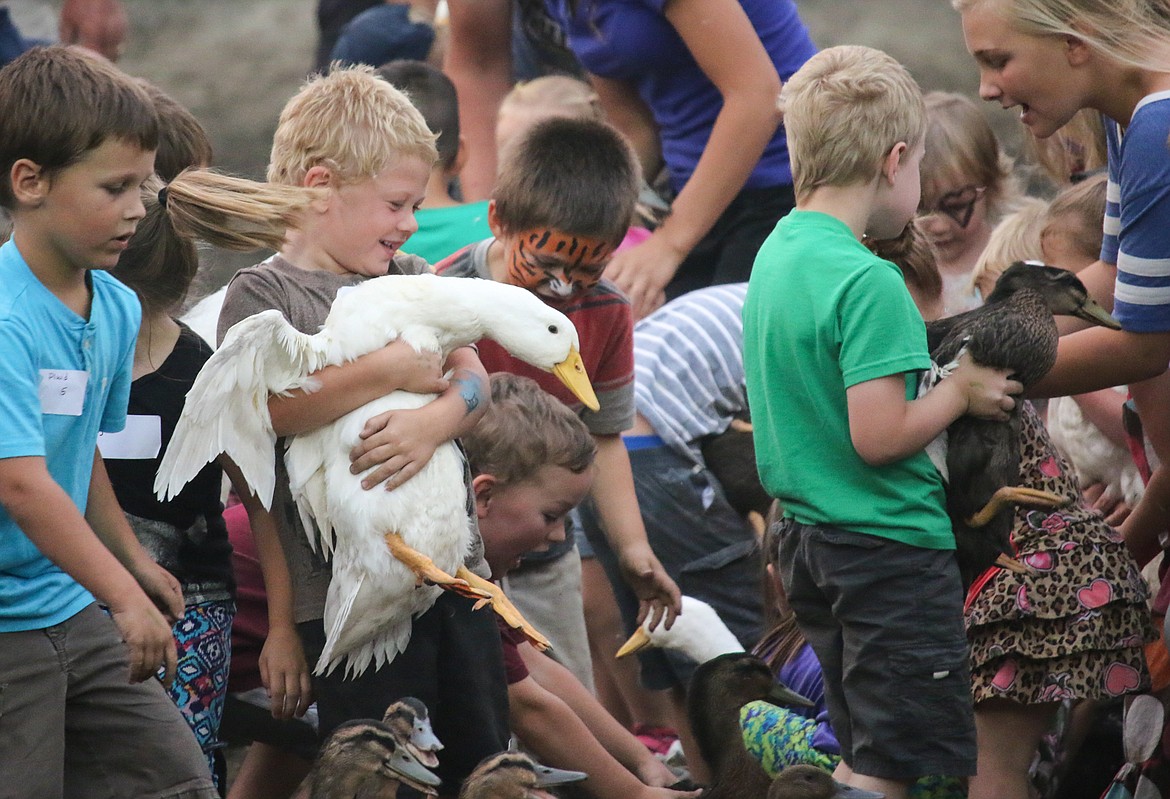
[918,91,1022,316]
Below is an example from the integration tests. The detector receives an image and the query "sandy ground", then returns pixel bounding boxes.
[95,0,1022,297]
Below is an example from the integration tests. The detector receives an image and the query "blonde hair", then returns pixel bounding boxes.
[268,64,438,187]
[1021,108,1107,187]
[1041,171,1107,267]
[920,91,1019,222]
[952,0,1170,73]
[112,170,321,315]
[499,75,603,122]
[968,196,1049,298]
[780,45,926,201]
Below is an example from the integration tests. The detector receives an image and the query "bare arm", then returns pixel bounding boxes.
[444,0,514,201]
[603,0,783,318]
[1034,259,1170,395]
[221,457,313,719]
[0,455,176,683]
[519,643,677,787]
[847,356,1020,466]
[589,435,681,628]
[590,76,662,180]
[348,346,490,490]
[508,675,692,799]
[268,340,447,437]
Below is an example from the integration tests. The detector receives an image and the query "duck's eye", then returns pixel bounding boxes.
[548,324,559,334]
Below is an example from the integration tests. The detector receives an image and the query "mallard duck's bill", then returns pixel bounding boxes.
[1073,299,1121,330]
[387,747,442,794]
[768,681,815,708]
[551,347,600,411]
[533,763,589,788]
[615,627,651,659]
[832,781,886,799]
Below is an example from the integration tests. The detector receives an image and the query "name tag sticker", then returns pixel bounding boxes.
[98,415,163,460]
[39,369,88,416]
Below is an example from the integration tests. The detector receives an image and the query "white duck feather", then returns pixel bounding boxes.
[156,272,597,676]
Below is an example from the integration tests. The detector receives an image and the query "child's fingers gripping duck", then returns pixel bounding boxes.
[950,350,1022,422]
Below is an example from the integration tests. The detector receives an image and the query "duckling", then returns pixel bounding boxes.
[617,595,744,664]
[156,273,599,675]
[308,717,442,799]
[688,653,814,799]
[458,751,587,799]
[924,261,1120,586]
[382,696,443,769]
[768,765,884,799]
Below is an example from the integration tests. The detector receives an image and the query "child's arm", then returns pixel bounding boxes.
[591,434,681,628]
[0,455,177,683]
[86,453,184,622]
[508,674,695,799]
[1118,372,1170,565]
[847,354,1021,466]
[221,458,313,720]
[348,346,490,490]
[268,340,448,436]
[518,641,678,787]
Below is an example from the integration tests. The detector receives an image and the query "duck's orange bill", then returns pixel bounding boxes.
[551,346,600,411]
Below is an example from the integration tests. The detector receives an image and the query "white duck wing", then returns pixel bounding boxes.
[155,310,318,509]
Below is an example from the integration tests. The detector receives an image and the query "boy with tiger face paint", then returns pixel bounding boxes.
[498,225,614,302]
[436,116,684,656]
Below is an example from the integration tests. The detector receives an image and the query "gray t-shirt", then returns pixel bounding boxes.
[218,254,489,623]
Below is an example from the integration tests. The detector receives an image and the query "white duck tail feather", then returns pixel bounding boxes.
[316,568,425,678]
[154,310,317,509]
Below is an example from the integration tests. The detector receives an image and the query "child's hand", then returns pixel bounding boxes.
[950,352,1022,421]
[350,406,446,491]
[259,623,313,720]
[618,543,682,631]
[605,234,681,320]
[129,557,184,624]
[634,755,681,788]
[371,341,449,395]
[107,591,178,685]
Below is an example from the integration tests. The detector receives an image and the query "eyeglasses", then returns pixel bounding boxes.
[919,185,986,228]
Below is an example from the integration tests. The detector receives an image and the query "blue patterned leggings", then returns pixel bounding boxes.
[164,599,235,789]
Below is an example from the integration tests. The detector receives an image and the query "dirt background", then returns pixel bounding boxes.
[44,0,1013,299]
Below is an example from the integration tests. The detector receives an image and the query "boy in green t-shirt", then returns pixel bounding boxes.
[742,45,1020,799]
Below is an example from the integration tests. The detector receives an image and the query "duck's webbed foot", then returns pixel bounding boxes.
[965,486,1069,528]
[455,566,552,651]
[384,533,492,601]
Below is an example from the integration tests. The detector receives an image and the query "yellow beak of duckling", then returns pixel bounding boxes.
[551,346,600,411]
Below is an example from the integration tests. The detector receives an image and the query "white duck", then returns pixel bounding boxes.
[156,272,599,676]
[1047,389,1147,508]
[615,594,744,663]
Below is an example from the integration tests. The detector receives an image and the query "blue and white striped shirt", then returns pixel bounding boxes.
[633,283,749,463]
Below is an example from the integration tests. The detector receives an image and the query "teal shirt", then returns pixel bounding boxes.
[742,211,953,549]
[402,201,492,265]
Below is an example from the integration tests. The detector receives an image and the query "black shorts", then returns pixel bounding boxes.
[776,519,977,780]
[300,592,510,789]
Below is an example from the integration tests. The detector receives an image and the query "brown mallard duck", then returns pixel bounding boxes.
[925,261,1120,586]
[307,716,442,798]
[688,652,813,799]
[381,696,444,769]
[457,751,586,799]
[768,766,884,799]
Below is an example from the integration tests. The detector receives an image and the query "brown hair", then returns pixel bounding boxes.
[752,502,807,673]
[136,79,214,181]
[463,373,596,487]
[493,116,638,244]
[377,60,460,171]
[0,46,158,210]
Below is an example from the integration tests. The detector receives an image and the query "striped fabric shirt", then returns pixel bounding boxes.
[634,283,749,463]
[1102,92,1170,332]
